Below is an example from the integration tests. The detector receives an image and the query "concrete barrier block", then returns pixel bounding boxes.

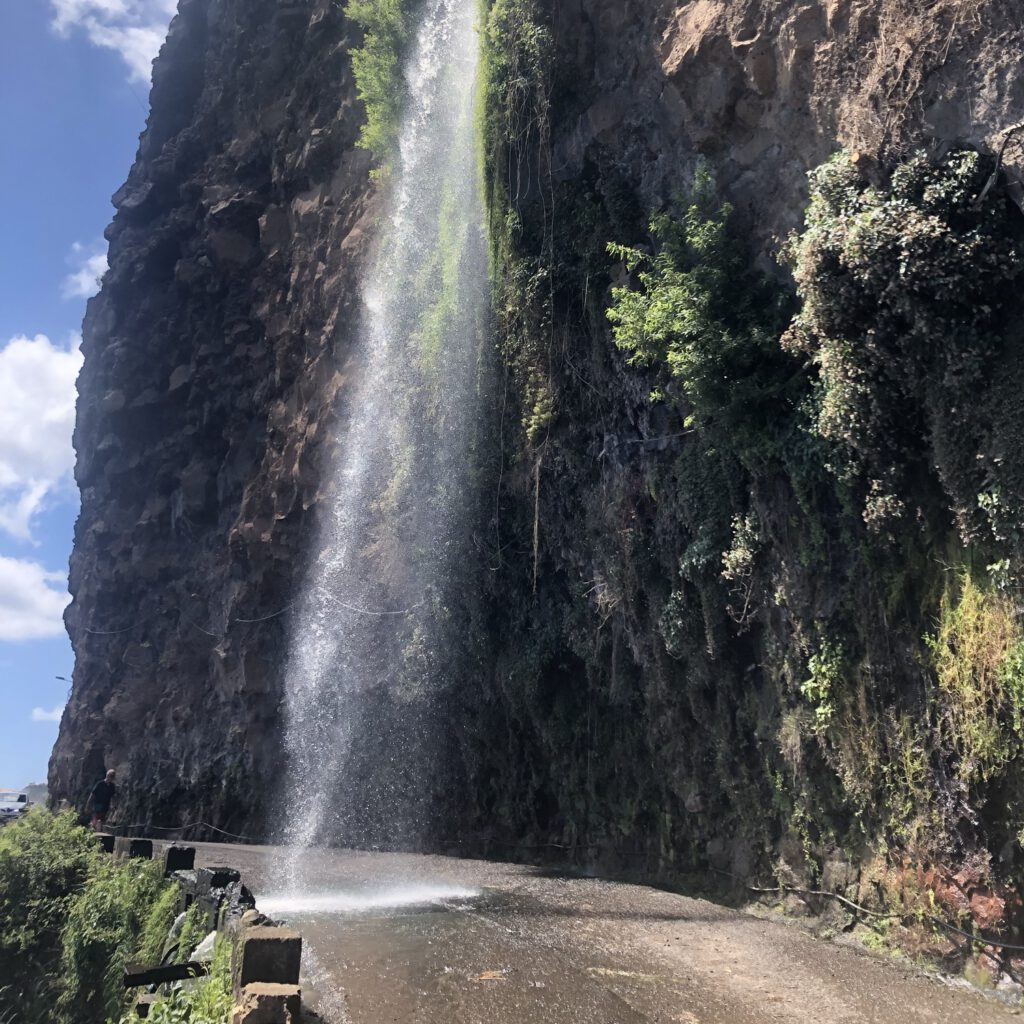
[233,927,302,992]
[230,983,301,1023]
[162,845,196,875]
[135,993,158,1018]
[171,868,198,890]
[114,837,153,860]
[170,869,198,913]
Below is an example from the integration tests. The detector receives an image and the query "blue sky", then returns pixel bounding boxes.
[0,0,174,788]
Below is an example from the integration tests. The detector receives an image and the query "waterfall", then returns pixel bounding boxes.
[279,0,488,866]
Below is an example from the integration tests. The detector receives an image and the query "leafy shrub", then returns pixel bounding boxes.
[58,857,168,1024]
[784,150,1024,535]
[348,0,423,165]
[801,637,846,728]
[606,170,798,469]
[0,809,97,1019]
[0,810,180,1024]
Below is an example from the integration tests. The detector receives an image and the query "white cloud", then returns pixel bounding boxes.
[0,557,71,642]
[50,0,176,83]
[0,335,83,541]
[31,705,66,724]
[63,244,109,300]
[51,0,133,33]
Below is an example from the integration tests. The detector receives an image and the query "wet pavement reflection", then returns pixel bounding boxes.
[188,844,1019,1024]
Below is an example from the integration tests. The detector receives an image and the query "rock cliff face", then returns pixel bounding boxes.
[51,0,378,834]
[549,0,1023,251]
[456,0,1024,904]
[52,0,1024,923]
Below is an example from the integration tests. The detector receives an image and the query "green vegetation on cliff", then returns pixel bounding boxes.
[478,0,1024,932]
[480,0,555,446]
[606,172,798,469]
[606,151,1024,864]
[785,151,1024,540]
[347,0,423,164]
[339,0,1024,948]
[0,810,179,1024]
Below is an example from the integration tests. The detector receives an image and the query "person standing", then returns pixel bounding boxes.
[88,769,117,831]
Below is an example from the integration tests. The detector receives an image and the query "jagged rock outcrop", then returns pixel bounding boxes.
[551,0,1023,251]
[51,0,377,833]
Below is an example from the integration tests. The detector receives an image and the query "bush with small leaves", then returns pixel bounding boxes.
[606,169,797,470]
[784,150,1024,537]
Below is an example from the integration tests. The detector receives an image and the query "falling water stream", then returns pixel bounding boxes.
[277,0,488,899]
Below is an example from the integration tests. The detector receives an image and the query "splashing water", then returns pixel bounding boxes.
[278,0,488,880]
[259,884,479,918]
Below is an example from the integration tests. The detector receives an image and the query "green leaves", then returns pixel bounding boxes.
[0,810,179,1024]
[605,170,796,470]
[58,857,168,1023]
[119,937,233,1024]
[347,0,422,166]
[0,809,97,1018]
[783,150,1024,536]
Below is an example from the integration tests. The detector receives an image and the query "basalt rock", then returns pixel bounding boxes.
[453,0,1024,896]
[49,0,378,834]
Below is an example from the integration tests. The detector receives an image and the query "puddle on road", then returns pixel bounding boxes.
[259,883,481,918]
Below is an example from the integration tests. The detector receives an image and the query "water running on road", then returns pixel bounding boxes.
[260,883,479,918]
[193,845,1017,1024]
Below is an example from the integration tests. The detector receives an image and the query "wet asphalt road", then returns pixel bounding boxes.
[186,843,1020,1024]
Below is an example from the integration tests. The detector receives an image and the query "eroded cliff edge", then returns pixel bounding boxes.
[52,0,1024,933]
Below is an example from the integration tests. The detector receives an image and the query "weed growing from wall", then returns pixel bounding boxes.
[800,637,846,728]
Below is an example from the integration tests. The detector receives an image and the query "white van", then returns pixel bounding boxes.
[0,791,29,822]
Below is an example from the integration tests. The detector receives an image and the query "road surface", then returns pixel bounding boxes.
[186,842,1020,1024]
